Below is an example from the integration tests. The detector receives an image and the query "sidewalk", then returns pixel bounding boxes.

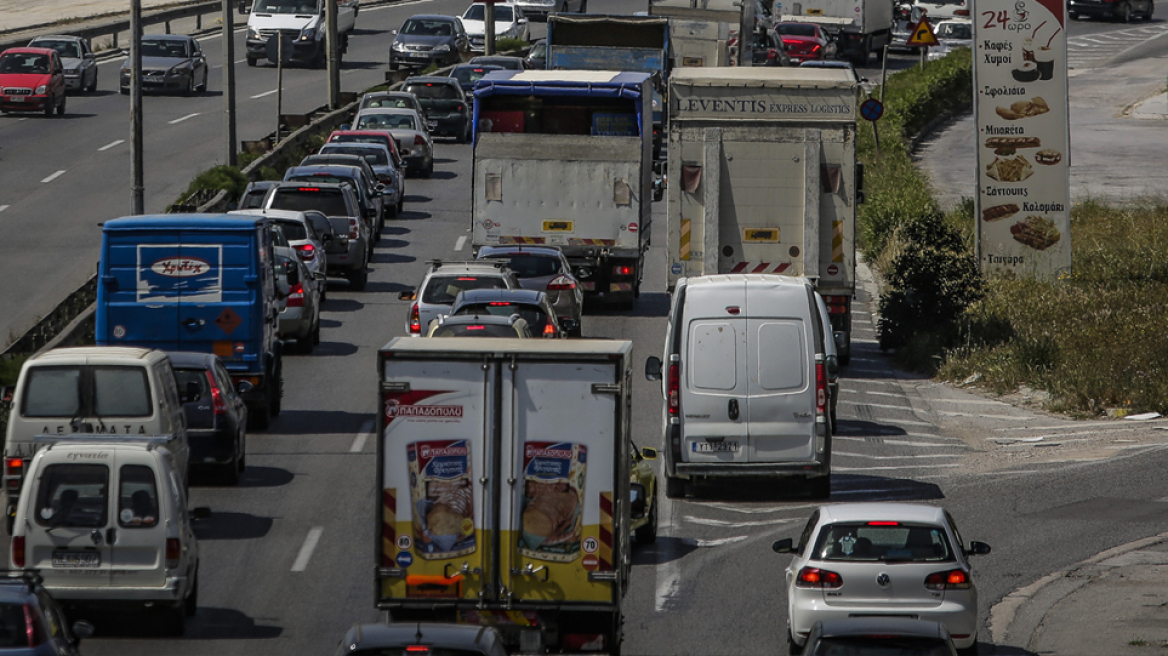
[0,0,192,35]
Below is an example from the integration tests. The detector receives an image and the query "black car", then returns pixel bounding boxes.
[449,63,503,96]
[0,572,93,655]
[170,352,248,485]
[468,54,527,70]
[402,76,472,142]
[524,39,547,69]
[799,618,958,656]
[389,14,471,70]
[334,622,508,656]
[238,180,278,210]
[1069,0,1153,20]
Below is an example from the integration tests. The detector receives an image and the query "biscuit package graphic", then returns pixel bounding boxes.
[520,442,587,562]
[408,440,476,559]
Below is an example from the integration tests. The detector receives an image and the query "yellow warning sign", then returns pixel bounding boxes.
[905,19,939,47]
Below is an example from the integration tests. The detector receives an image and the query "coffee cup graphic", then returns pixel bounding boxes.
[1035,47,1055,80]
[1022,38,1035,62]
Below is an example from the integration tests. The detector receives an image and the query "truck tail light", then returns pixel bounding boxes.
[924,569,971,590]
[667,363,680,416]
[824,295,848,314]
[286,282,305,307]
[295,243,316,262]
[547,275,575,291]
[5,458,23,494]
[543,323,556,336]
[347,217,360,239]
[12,536,25,568]
[613,265,633,276]
[414,135,426,146]
[409,303,421,334]
[796,566,842,589]
[205,371,227,416]
[166,538,181,569]
[816,362,827,414]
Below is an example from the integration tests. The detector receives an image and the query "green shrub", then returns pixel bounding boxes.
[494,38,529,53]
[170,165,249,210]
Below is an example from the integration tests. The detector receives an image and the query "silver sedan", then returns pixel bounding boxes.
[28,35,97,92]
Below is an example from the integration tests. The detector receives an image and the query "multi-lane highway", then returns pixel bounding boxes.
[3,2,1168,654]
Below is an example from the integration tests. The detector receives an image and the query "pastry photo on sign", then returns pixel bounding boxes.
[1011,215,1061,251]
[982,203,1020,222]
[995,97,1050,120]
[984,136,1041,156]
[986,155,1034,182]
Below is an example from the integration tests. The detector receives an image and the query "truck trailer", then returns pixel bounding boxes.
[780,0,894,65]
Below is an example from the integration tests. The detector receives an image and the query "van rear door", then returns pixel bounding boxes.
[745,282,817,463]
[101,230,180,347]
[24,457,115,588]
[176,228,258,365]
[679,281,749,463]
[109,454,168,589]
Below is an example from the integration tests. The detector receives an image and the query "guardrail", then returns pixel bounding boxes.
[0,1,222,53]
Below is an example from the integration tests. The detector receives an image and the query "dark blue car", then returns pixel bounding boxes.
[169,351,248,485]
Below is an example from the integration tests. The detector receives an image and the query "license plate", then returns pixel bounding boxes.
[10,96,24,103]
[426,120,438,129]
[693,441,740,453]
[53,551,100,568]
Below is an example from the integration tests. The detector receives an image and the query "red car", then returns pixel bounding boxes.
[775,22,838,62]
[0,47,66,116]
[327,130,405,170]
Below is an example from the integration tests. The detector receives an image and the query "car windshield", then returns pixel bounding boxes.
[0,53,50,74]
[252,0,321,14]
[483,254,560,278]
[357,113,418,130]
[270,188,349,217]
[777,23,817,37]
[423,276,507,305]
[812,523,954,562]
[32,40,80,59]
[810,636,955,656]
[529,42,546,58]
[404,83,460,100]
[34,464,109,528]
[937,22,971,39]
[455,303,549,332]
[433,323,519,337]
[451,67,496,86]
[364,96,415,109]
[401,18,456,36]
[463,4,515,21]
[322,146,389,166]
[141,39,189,58]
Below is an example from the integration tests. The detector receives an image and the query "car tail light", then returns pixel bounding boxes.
[613,265,633,276]
[815,361,827,414]
[295,243,316,262]
[297,187,320,192]
[22,603,44,647]
[347,217,360,239]
[5,458,23,494]
[12,536,25,568]
[547,275,576,291]
[811,44,822,53]
[406,647,430,654]
[868,521,900,526]
[414,135,426,145]
[205,371,227,416]
[543,323,556,336]
[488,302,512,306]
[409,303,421,334]
[378,174,394,185]
[925,569,971,590]
[667,363,680,416]
[287,282,305,308]
[796,566,843,588]
[466,325,486,331]
[166,538,181,569]
[768,48,778,59]
[455,103,465,113]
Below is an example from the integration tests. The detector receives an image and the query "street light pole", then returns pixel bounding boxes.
[485,3,496,56]
[222,0,238,166]
[327,0,339,109]
[130,0,144,214]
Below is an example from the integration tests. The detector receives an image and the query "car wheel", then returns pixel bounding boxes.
[786,631,800,656]
[44,97,53,116]
[664,476,687,499]
[185,75,195,96]
[247,56,258,67]
[223,441,242,485]
[270,360,283,417]
[1144,0,1154,18]
[164,603,187,636]
[185,569,199,616]
[348,267,368,291]
[397,196,404,215]
[634,488,658,544]
[197,70,207,93]
[422,159,434,178]
[312,314,322,345]
[87,71,98,92]
[248,401,270,430]
[579,0,588,11]
[55,94,65,116]
[1069,10,1080,18]
[956,640,979,656]
[120,86,129,95]
[1119,1,1133,20]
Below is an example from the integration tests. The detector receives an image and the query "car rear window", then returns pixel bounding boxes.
[275,219,309,240]
[422,276,507,305]
[357,113,418,131]
[118,465,159,528]
[432,324,518,338]
[777,23,817,37]
[810,636,954,656]
[455,303,548,332]
[451,67,496,86]
[239,189,268,209]
[34,464,109,528]
[322,145,389,166]
[812,523,954,562]
[363,96,415,109]
[174,368,211,400]
[483,254,560,278]
[404,83,460,100]
[92,367,151,417]
[270,188,349,217]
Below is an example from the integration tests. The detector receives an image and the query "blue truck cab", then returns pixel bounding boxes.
[97,214,285,430]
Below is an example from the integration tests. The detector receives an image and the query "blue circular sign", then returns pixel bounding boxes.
[671,263,683,275]
[860,98,884,122]
[396,551,414,568]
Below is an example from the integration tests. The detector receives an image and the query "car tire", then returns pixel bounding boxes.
[247,56,258,67]
[164,603,187,636]
[55,95,65,116]
[422,159,434,178]
[185,569,199,617]
[248,401,270,430]
[87,71,98,92]
[223,441,242,485]
[397,196,404,215]
[4,515,13,537]
[120,86,129,95]
[1069,10,1080,18]
[664,476,687,499]
[1119,1,1133,20]
[579,0,588,11]
[634,488,658,544]
[1144,0,1154,18]
[270,360,283,417]
[957,641,979,656]
[348,267,368,291]
[197,71,207,93]
[44,97,53,117]
[786,631,800,656]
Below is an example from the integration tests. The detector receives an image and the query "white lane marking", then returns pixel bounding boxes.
[41,171,66,183]
[689,501,819,514]
[834,450,960,459]
[936,411,1035,419]
[655,500,681,612]
[834,464,961,471]
[0,205,8,213]
[842,389,903,398]
[350,420,374,453]
[291,527,324,571]
[835,437,961,449]
[454,235,467,251]
[252,89,279,99]
[994,419,1144,431]
[685,516,798,528]
[98,139,125,151]
[930,398,1013,406]
[684,535,752,548]
[168,113,200,124]
[842,401,916,412]
[235,58,249,64]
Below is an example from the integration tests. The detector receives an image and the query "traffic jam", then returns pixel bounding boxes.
[0,0,995,654]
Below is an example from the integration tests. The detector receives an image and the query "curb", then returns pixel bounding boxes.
[1102,25,1168,68]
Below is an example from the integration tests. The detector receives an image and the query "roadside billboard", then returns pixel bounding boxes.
[973,0,1071,278]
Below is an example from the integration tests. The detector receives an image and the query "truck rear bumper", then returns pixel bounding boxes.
[674,461,828,478]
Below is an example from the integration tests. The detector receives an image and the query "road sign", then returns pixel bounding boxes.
[905,19,939,47]
[860,97,884,122]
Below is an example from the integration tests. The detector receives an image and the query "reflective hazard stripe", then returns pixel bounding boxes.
[599,492,613,571]
[680,219,691,261]
[609,283,633,292]
[499,237,547,245]
[832,221,844,263]
[728,262,792,274]
[382,488,396,566]
[567,238,616,246]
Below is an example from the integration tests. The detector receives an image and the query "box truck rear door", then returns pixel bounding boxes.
[717,140,807,277]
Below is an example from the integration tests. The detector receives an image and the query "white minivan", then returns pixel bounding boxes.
[2,347,190,534]
[9,440,206,635]
[646,275,832,499]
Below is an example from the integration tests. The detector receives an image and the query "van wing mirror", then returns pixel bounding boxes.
[238,0,250,13]
[641,447,658,460]
[826,354,840,378]
[645,356,663,381]
[0,386,12,404]
[71,621,95,642]
[283,260,301,287]
[966,541,991,556]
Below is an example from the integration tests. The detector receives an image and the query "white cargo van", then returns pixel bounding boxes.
[9,439,206,635]
[3,347,190,533]
[646,274,831,498]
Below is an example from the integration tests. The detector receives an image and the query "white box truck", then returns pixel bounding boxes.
[666,67,860,363]
[780,0,895,64]
[374,338,634,654]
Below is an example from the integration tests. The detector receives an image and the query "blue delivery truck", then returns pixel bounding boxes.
[97,215,285,430]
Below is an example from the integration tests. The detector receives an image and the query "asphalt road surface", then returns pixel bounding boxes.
[2,3,1168,654]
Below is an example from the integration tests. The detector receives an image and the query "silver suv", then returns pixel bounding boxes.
[400,261,519,336]
[264,182,370,291]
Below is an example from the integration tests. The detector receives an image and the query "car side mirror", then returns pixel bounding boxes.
[71,621,95,642]
[391,29,398,35]
[236,380,254,394]
[826,354,839,378]
[238,0,250,14]
[772,538,795,554]
[645,356,662,381]
[321,233,334,245]
[375,183,387,193]
[283,260,300,286]
[339,123,351,131]
[641,447,658,460]
[191,507,213,521]
[181,381,201,404]
[966,541,991,556]
[399,290,417,301]
[560,318,579,334]
[0,386,12,404]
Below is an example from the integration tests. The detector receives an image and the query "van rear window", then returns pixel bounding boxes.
[93,367,152,417]
[269,188,349,217]
[22,367,81,418]
[118,465,159,528]
[21,366,151,419]
[34,464,109,528]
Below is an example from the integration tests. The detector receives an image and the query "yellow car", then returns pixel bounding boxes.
[630,444,659,544]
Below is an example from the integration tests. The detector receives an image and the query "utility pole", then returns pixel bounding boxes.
[327,0,339,109]
[223,0,238,166]
[485,1,496,56]
[276,36,284,143]
[130,0,144,214]
[738,0,755,66]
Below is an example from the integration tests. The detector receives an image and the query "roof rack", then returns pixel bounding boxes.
[33,435,177,448]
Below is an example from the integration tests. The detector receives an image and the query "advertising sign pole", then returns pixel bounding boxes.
[973,0,1072,278]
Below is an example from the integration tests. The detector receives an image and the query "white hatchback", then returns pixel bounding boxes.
[772,503,990,655]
